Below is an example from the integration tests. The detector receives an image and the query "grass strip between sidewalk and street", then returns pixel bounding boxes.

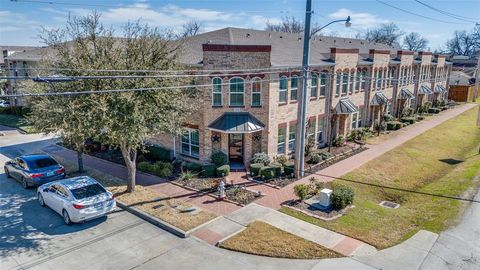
[52,155,217,232]
[219,221,343,259]
[281,106,480,249]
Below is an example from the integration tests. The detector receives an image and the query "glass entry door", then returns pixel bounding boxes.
[228,134,244,164]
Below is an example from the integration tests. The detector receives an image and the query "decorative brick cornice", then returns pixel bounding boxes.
[331,48,359,54]
[397,50,414,56]
[434,54,448,58]
[369,49,391,55]
[202,44,272,52]
[419,51,433,56]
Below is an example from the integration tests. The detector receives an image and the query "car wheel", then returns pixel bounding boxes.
[62,210,72,225]
[38,193,45,207]
[21,177,29,189]
[4,167,11,178]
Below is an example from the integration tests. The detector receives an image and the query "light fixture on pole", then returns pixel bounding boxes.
[294,0,352,179]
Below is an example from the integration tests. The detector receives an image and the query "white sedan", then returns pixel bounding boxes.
[37,176,116,225]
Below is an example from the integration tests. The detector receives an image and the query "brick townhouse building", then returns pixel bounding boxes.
[149,27,451,168]
[3,27,451,169]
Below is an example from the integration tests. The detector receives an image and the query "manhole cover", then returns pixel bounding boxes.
[379,201,400,209]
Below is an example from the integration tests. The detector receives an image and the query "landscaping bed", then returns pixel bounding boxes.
[219,221,343,259]
[280,107,480,249]
[283,201,352,221]
[0,113,34,133]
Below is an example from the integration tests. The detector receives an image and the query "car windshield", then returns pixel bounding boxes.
[27,158,58,169]
[70,184,106,200]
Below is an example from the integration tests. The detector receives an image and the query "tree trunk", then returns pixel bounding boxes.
[120,142,137,193]
[77,147,84,173]
[328,114,337,153]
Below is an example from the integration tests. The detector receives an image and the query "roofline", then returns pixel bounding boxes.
[202,44,272,52]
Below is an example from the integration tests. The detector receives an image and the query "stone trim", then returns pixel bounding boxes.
[278,123,287,128]
[331,48,359,54]
[369,49,391,55]
[397,50,414,56]
[419,51,433,56]
[202,44,272,52]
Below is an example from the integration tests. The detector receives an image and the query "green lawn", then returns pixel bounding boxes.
[0,114,33,132]
[281,107,480,249]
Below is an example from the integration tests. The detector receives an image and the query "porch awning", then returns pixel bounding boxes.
[419,85,433,95]
[334,98,359,114]
[399,88,415,99]
[434,85,447,93]
[208,112,265,134]
[371,91,389,106]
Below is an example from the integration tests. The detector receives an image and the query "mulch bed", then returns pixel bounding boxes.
[174,177,220,192]
[306,146,367,174]
[284,200,352,221]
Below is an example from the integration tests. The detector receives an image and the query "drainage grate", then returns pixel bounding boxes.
[379,201,400,209]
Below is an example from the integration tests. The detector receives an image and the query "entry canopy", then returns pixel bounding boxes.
[334,98,359,114]
[434,85,447,93]
[399,88,415,99]
[370,91,389,106]
[419,85,433,95]
[208,112,265,134]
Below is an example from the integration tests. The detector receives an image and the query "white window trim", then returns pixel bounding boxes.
[212,77,222,106]
[229,77,245,107]
[319,72,327,96]
[290,75,299,100]
[341,72,348,94]
[279,75,288,103]
[277,126,286,154]
[181,128,199,158]
[251,77,262,107]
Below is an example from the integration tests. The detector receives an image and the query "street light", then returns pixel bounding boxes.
[294,0,352,179]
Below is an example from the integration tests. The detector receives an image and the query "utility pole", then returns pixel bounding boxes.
[294,0,313,178]
[475,50,480,128]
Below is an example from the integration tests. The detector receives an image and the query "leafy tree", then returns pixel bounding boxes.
[31,12,199,192]
[363,23,404,47]
[403,32,428,51]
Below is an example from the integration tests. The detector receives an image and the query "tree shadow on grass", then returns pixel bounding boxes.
[439,158,464,165]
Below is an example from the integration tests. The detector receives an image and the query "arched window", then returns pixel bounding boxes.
[310,73,318,98]
[251,77,262,107]
[279,76,288,103]
[229,77,244,106]
[212,77,222,106]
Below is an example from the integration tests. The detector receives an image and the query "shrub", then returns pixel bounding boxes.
[250,163,264,177]
[308,153,322,164]
[216,165,230,177]
[274,155,288,166]
[304,138,316,157]
[401,107,414,117]
[138,161,153,172]
[184,162,202,172]
[259,166,276,180]
[320,152,331,160]
[309,177,324,195]
[348,128,369,142]
[180,170,195,181]
[294,184,309,201]
[331,185,354,210]
[386,121,403,130]
[201,164,216,177]
[210,151,228,167]
[0,106,30,116]
[146,145,173,161]
[269,162,282,177]
[332,135,345,147]
[383,114,394,122]
[251,152,271,165]
[416,115,425,121]
[441,106,448,111]
[138,161,174,177]
[400,117,416,125]
[428,108,441,114]
[284,162,295,176]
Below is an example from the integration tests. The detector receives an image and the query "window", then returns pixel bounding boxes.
[307,119,316,143]
[279,76,288,103]
[181,128,200,158]
[317,116,324,144]
[277,126,286,154]
[361,69,367,91]
[349,71,354,93]
[251,78,262,107]
[320,73,327,96]
[290,76,298,101]
[377,69,382,89]
[357,109,363,127]
[335,73,341,95]
[355,70,361,91]
[229,77,244,106]
[212,77,222,106]
[382,69,387,88]
[310,73,318,98]
[70,184,106,199]
[341,72,348,94]
[288,124,296,153]
[351,113,358,129]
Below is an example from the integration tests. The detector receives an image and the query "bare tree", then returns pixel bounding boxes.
[403,32,428,51]
[446,25,480,57]
[362,23,404,47]
[181,21,202,37]
[265,16,323,35]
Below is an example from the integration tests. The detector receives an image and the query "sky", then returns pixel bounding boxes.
[0,0,479,50]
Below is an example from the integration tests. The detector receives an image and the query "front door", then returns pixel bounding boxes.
[228,134,244,165]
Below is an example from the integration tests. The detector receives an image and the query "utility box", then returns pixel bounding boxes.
[318,188,333,208]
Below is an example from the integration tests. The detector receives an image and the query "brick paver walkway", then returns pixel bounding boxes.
[255,103,478,209]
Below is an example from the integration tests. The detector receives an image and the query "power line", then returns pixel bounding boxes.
[413,0,479,23]
[375,0,472,25]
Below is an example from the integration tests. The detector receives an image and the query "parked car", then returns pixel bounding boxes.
[37,176,116,225]
[0,100,10,108]
[4,154,66,188]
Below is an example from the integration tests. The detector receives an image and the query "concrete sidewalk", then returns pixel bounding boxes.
[256,103,478,209]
